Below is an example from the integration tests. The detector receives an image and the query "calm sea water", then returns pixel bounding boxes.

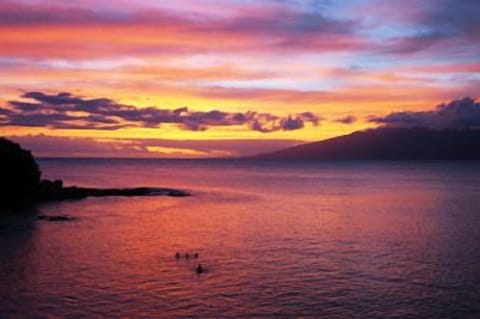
[1,159,480,318]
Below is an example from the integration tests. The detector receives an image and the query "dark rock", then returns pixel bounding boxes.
[0,138,190,213]
[0,138,41,212]
[37,215,76,222]
[166,189,191,197]
[38,186,190,202]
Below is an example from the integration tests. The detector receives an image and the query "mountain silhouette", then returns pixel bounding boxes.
[254,128,480,160]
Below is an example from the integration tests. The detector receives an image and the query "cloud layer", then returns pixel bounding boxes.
[1,0,479,145]
[8,134,301,158]
[370,97,480,129]
[0,91,320,133]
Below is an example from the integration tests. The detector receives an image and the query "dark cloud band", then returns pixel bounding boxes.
[0,91,320,133]
[370,97,480,130]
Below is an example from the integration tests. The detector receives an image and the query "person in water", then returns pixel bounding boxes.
[194,253,198,259]
[175,252,180,259]
[196,264,203,274]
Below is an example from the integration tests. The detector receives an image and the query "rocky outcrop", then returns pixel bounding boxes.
[0,138,41,211]
[38,180,189,201]
[0,138,189,213]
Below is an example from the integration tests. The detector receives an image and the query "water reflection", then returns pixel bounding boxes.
[0,160,479,317]
[0,211,38,316]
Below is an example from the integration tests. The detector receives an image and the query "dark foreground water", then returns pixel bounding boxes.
[1,159,480,318]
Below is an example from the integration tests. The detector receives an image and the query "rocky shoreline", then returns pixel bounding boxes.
[0,137,189,213]
[39,179,189,202]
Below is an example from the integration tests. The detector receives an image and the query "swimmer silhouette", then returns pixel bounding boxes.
[194,253,198,259]
[175,252,180,259]
[196,264,203,274]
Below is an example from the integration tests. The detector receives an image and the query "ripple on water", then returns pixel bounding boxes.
[2,160,480,318]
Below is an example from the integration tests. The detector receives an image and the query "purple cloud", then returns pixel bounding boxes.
[0,91,321,133]
[336,115,357,124]
[379,0,480,55]
[370,97,480,129]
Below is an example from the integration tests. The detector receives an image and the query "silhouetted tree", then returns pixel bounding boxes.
[0,138,41,212]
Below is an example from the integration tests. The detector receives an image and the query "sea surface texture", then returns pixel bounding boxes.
[1,159,480,318]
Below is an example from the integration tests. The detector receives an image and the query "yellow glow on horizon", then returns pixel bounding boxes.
[1,1,478,159]
[1,120,376,142]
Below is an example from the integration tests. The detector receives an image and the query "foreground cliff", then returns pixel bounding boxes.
[0,138,188,213]
[0,138,42,211]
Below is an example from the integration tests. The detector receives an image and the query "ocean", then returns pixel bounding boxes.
[1,159,480,318]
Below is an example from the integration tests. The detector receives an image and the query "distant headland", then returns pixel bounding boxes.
[0,138,189,213]
[253,128,480,160]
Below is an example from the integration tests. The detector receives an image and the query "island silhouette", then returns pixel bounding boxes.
[254,128,480,160]
[0,138,189,213]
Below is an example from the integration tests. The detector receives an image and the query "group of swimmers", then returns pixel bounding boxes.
[175,252,203,274]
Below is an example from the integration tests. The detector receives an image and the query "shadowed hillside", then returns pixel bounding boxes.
[254,128,480,160]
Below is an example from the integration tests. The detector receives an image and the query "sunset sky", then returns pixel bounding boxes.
[1,0,479,157]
